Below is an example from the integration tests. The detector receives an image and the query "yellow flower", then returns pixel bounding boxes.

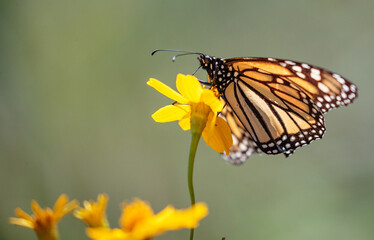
[9,194,78,240]
[74,194,109,228]
[87,199,208,240]
[147,74,232,154]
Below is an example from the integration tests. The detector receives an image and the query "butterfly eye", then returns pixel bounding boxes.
[197,55,210,67]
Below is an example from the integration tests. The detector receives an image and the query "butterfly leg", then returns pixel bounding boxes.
[198,79,212,86]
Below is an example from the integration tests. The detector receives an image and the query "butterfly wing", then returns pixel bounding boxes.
[225,57,358,113]
[199,55,357,159]
[221,60,326,156]
[220,104,261,165]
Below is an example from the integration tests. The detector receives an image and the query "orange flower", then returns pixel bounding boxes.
[74,194,109,228]
[87,199,208,240]
[9,194,78,240]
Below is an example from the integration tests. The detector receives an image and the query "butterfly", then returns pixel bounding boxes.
[152,50,358,164]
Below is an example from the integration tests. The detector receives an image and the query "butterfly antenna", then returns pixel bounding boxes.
[152,49,204,62]
[172,52,199,62]
[152,49,203,55]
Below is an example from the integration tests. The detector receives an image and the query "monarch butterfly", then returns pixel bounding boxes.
[152,49,358,164]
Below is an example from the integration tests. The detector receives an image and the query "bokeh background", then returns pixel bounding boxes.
[1,1,373,239]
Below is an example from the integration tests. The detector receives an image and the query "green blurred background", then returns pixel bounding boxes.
[1,1,373,239]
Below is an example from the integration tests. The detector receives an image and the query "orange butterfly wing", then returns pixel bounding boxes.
[200,56,357,162]
[226,58,358,113]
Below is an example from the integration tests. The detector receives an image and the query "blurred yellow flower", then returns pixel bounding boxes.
[87,199,208,240]
[147,74,232,154]
[9,194,78,240]
[74,194,109,228]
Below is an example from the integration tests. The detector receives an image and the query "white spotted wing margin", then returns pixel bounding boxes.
[251,57,358,113]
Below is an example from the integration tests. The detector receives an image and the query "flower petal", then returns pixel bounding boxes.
[14,208,34,222]
[176,74,203,103]
[131,202,208,240]
[202,116,233,154]
[155,202,208,229]
[178,113,191,131]
[53,194,68,216]
[74,194,108,228]
[120,199,154,232]
[31,200,44,218]
[53,194,77,220]
[200,89,224,113]
[87,227,128,240]
[148,78,188,104]
[9,217,34,229]
[203,111,216,141]
[152,105,190,123]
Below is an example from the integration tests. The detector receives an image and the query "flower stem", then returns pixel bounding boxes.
[188,132,201,240]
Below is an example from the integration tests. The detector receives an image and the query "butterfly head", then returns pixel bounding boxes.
[151,49,226,88]
[198,55,229,88]
[197,54,213,68]
[198,55,218,81]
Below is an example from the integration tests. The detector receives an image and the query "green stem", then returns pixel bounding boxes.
[188,132,201,240]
